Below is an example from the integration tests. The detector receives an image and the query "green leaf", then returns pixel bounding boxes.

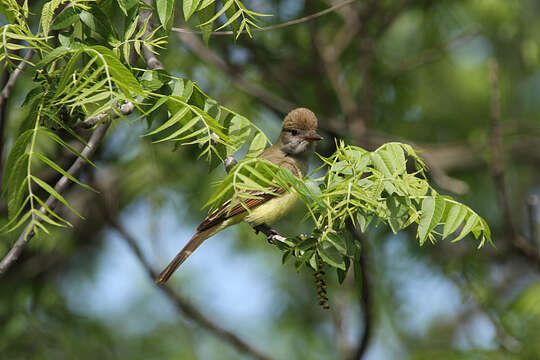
[326,232,346,253]
[32,195,71,227]
[79,10,114,41]
[183,0,201,21]
[35,153,96,192]
[386,195,410,234]
[6,154,29,220]
[380,143,406,176]
[51,6,79,30]
[89,45,143,95]
[451,213,477,242]
[418,195,446,245]
[224,1,238,37]
[442,202,468,239]
[215,7,242,31]
[156,0,174,30]
[356,210,374,233]
[41,0,65,35]
[145,105,190,136]
[337,257,350,284]
[246,132,267,158]
[153,116,200,143]
[200,0,233,26]
[2,129,32,193]
[317,243,346,270]
[117,0,128,16]
[198,0,214,10]
[36,46,72,68]
[0,2,16,23]
[227,115,251,153]
[33,208,68,228]
[31,175,83,218]
[39,128,95,166]
[197,1,215,45]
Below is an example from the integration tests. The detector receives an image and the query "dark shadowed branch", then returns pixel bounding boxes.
[0,50,35,177]
[172,0,357,36]
[527,195,539,249]
[346,220,372,360]
[0,103,135,276]
[98,191,276,360]
[488,61,540,266]
[140,0,165,70]
[177,30,295,114]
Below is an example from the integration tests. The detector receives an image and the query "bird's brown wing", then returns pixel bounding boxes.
[197,187,286,232]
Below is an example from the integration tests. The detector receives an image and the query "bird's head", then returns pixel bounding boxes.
[279,108,323,156]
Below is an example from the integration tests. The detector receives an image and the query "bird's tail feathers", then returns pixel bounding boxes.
[156,228,214,284]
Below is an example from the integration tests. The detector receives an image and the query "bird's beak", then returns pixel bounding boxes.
[302,131,323,142]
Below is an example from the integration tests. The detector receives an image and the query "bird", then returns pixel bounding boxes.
[156,108,323,283]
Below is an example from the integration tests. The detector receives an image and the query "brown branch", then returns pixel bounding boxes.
[527,195,539,249]
[172,0,357,36]
[140,0,165,70]
[100,194,275,360]
[489,61,515,236]
[177,31,295,114]
[488,61,540,266]
[178,18,469,195]
[313,13,366,135]
[391,27,481,78]
[346,219,372,360]
[332,270,355,358]
[0,50,34,178]
[0,102,135,276]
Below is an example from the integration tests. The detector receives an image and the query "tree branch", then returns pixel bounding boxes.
[0,102,135,276]
[488,61,540,266]
[140,0,165,70]
[0,49,34,109]
[99,194,275,360]
[527,195,539,250]
[391,27,481,78]
[172,0,357,36]
[177,19,470,195]
[177,31,295,114]
[0,50,34,180]
[346,220,372,360]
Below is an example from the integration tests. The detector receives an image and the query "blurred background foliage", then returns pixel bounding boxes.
[2,0,540,359]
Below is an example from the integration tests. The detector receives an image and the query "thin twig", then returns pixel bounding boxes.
[177,30,295,114]
[527,195,539,249]
[0,102,135,276]
[172,0,357,36]
[100,195,275,360]
[391,27,481,78]
[489,61,515,236]
[0,49,34,109]
[140,0,165,70]
[346,220,372,360]
[0,50,35,179]
[456,272,521,353]
[178,16,469,195]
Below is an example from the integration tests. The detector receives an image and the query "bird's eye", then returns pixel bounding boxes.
[291,129,298,136]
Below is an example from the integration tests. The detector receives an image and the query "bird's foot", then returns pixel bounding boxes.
[253,224,280,244]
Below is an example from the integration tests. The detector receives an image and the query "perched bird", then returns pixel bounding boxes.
[156,108,323,283]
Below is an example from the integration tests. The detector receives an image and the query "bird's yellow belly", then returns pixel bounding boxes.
[244,192,298,226]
